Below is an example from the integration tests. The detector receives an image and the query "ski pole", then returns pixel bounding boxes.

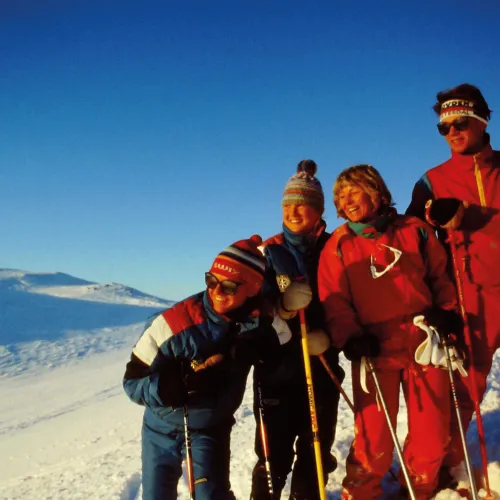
[299,309,327,500]
[256,380,274,498]
[364,358,417,500]
[320,354,401,483]
[439,332,479,499]
[318,353,355,413]
[447,229,492,498]
[183,405,196,500]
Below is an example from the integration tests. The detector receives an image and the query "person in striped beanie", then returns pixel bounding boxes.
[250,160,344,500]
[123,235,281,500]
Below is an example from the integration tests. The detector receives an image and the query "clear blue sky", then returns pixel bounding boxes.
[2,0,499,301]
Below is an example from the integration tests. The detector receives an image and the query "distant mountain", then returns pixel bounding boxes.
[0,269,170,308]
[0,269,176,376]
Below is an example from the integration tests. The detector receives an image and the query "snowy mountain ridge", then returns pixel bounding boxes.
[0,268,170,307]
[0,268,174,377]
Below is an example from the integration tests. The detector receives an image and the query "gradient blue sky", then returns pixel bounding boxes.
[2,0,500,301]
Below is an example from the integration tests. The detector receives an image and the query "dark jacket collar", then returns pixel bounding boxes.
[282,219,327,251]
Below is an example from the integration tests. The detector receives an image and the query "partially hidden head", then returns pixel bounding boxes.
[333,164,395,223]
[433,83,491,154]
[282,159,324,234]
[206,234,266,314]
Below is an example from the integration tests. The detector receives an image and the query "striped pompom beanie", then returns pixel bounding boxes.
[282,159,324,212]
[209,235,266,284]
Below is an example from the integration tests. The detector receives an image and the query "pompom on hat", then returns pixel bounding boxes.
[282,159,324,212]
[209,235,266,286]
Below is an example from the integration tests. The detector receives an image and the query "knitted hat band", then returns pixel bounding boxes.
[209,235,265,284]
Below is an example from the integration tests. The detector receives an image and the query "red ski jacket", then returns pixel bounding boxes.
[407,138,500,288]
[318,214,457,363]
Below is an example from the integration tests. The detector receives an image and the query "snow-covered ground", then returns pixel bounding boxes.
[0,269,499,499]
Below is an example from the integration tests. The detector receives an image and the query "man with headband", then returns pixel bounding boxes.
[407,83,500,493]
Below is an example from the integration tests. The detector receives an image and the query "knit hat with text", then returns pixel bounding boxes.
[282,159,324,212]
[209,235,266,284]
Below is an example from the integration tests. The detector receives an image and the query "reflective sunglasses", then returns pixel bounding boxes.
[205,272,243,296]
[437,116,470,136]
[370,244,403,279]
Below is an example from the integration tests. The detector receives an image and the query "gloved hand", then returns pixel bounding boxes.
[191,353,224,372]
[157,360,187,407]
[307,329,331,356]
[231,325,282,368]
[281,281,313,312]
[425,308,462,344]
[425,198,464,229]
[343,333,380,361]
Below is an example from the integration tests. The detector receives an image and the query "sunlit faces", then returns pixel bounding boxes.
[338,184,381,223]
[440,115,487,154]
[283,204,322,234]
[206,271,252,315]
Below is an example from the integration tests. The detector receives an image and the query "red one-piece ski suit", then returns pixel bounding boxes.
[318,213,457,499]
[407,138,500,468]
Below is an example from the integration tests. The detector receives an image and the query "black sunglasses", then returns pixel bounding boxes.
[437,116,470,136]
[205,272,243,296]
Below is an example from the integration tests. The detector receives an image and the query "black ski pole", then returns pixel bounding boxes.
[183,405,196,500]
[257,380,274,498]
[439,332,479,500]
[365,358,417,500]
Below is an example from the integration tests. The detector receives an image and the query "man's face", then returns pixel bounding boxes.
[440,115,487,154]
[206,271,252,315]
[283,204,322,234]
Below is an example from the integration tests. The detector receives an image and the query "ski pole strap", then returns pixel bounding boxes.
[413,315,468,377]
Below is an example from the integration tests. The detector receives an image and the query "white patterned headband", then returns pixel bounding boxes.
[439,99,488,125]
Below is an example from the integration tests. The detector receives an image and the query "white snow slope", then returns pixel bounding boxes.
[0,268,499,500]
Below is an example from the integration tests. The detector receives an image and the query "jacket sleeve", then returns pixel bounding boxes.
[406,175,434,220]
[122,314,176,408]
[421,224,458,311]
[317,241,363,349]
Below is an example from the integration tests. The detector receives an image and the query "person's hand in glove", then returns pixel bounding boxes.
[425,308,462,345]
[281,281,313,312]
[157,359,187,408]
[307,329,331,356]
[343,333,380,361]
[425,198,464,229]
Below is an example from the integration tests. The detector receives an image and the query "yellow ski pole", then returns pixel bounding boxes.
[299,309,326,500]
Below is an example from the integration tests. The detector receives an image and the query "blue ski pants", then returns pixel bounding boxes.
[141,418,236,500]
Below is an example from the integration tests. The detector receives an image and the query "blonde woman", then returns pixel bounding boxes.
[318,165,459,499]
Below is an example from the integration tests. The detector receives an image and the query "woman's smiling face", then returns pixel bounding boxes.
[338,183,381,223]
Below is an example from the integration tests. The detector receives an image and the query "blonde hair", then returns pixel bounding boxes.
[333,164,395,219]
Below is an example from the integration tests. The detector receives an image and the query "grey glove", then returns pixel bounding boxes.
[307,329,331,355]
[281,281,313,311]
